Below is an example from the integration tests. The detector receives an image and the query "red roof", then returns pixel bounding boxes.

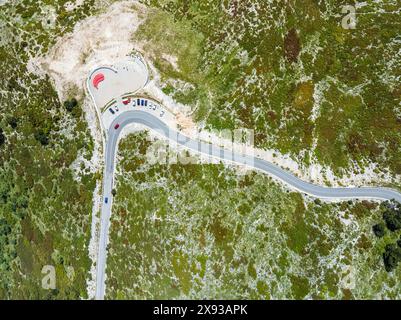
[93,73,105,89]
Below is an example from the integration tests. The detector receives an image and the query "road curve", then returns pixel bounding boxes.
[95,109,401,299]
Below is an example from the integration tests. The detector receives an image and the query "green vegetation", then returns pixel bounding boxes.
[371,201,401,272]
[0,0,98,299]
[372,223,386,238]
[138,0,401,178]
[0,129,5,147]
[383,244,401,272]
[64,98,78,112]
[7,117,18,129]
[106,133,401,299]
[383,206,401,232]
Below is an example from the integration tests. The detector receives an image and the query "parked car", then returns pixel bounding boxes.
[115,105,119,112]
[123,98,131,105]
[114,124,120,130]
[105,197,108,204]
[109,108,115,115]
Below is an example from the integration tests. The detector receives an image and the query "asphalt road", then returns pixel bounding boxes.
[95,109,401,299]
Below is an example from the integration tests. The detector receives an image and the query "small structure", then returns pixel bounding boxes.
[93,73,105,89]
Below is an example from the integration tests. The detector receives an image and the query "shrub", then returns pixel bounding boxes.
[64,98,78,112]
[7,117,18,129]
[34,130,49,146]
[383,244,401,272]
[383,209,401,232]
[0,128,5,146]
[372,223,386,238]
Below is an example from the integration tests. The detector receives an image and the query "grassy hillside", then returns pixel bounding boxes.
[0,0,98,299]
[106,132,401,299]
[137,0,401,178]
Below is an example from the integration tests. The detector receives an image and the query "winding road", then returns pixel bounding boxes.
[95,109,401,299]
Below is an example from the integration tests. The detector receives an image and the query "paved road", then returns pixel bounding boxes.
[95,109,401,299]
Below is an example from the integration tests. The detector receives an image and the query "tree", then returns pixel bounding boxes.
[63,98,82,119]
[35,130,49,146]
[64,98,78,112]
[383,209,401,232]
[372,223,385,238]
[111,189,117,197]
[7,117,18,129]
[383,244,401,272]
[0,129,5,147]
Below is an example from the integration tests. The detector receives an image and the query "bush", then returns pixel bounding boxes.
[34,130,49,146]
[372,223,386,238]
[0,129,5,146]
[64,98,78,112]
[383,209,401,232]
[7,117,18,129]
[383,244,401,272]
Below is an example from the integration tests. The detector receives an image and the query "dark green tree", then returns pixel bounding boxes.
[34,130,49,146]
[7,117,18,129]
[372,223,386,238]
[383,244,401,272]
[64,98,78,112]
[0,128,5,146]
[383,209,401,232]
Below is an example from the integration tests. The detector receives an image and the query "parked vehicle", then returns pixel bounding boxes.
[109,108,115,115]
[105,197,108,204]
[115,105,119,112]
[123,98,131,105]
[114,124,120,130]
[141,100,145,106]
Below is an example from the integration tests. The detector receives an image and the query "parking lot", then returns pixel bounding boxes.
[87,56,149,111]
